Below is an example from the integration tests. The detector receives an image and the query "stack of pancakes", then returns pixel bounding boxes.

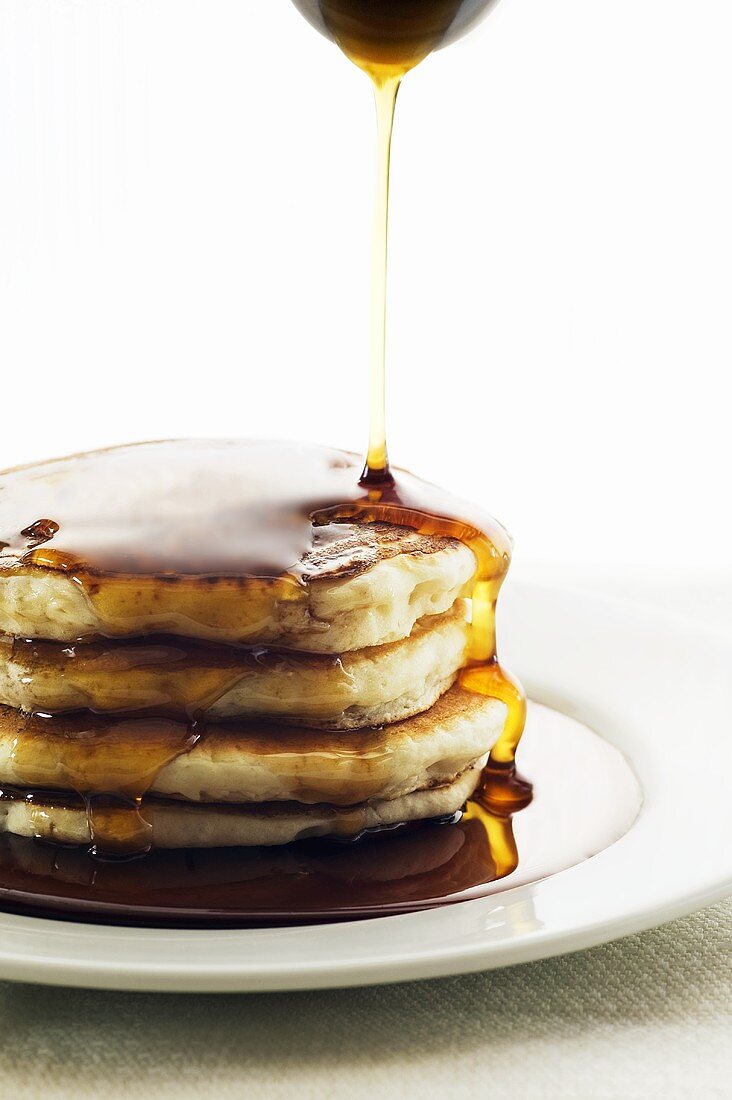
[0,443,507,851]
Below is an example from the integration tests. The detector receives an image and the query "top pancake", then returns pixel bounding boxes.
[0,440,478,649]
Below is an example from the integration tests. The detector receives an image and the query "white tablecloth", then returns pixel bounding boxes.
[1,567,730,1099]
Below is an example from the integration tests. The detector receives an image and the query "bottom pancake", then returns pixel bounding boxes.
[0,762,486,848]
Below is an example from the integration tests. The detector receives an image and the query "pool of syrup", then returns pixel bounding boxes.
[0,706,643,926]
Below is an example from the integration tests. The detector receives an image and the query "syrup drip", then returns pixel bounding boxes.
[8,711,199,857]
[366,73,399,477]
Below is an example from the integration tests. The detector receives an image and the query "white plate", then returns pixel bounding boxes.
[0,580,729,992]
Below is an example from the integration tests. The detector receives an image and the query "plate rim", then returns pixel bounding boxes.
[0,878,728,993]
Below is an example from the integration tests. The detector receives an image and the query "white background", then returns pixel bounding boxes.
[0,0,730,568]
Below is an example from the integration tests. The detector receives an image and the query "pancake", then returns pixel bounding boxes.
[0,603,470,728]
[0,686,506,807]
[0,762,485,848]
[0,441,477,649]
